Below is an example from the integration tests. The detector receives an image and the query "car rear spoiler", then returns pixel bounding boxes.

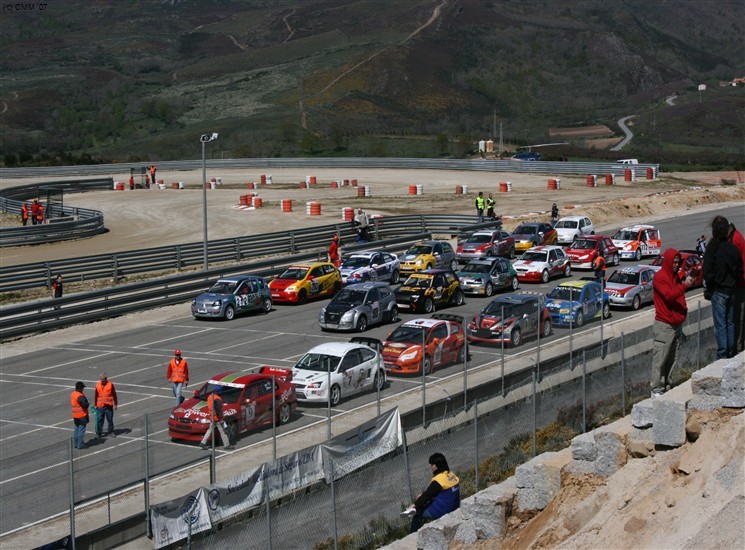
[259,366,293,382]
[430,313,466,324]
[516,290,547,306]
[350,337,383,353]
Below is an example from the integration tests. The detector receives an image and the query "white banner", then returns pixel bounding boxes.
[264,444,324,499]
[150,488,212,549]
[321,408,402,481]
[205,464,264,525]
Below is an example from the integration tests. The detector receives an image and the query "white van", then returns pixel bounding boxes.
[616,159,639,165]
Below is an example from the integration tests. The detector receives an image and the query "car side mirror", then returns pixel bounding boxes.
[308,275,314,280]
[372,264,378,268]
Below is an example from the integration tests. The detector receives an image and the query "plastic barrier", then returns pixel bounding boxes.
[331,181,339,189]
[306,201,321,215]
[587,175,597,187]
[547,178,560,190]
[246,182,255,189]
[253,197,262,208]
[342,207,354,221]
[605,174,615,186]
[408,185,417,195]
[114,182,125,191]
[281,199,292,212]
[499,181,512,192]
[646,167,655,180]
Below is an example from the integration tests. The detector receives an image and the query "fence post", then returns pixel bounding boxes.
[620,333,626,417]
[532,366,537,457]
[69,438,76,550]
[536,307,541,381]
[46,263,52,290]
[235,238,241,262]
[144,414,151,537]
[272,376,277,461]
[113,254,119,282]
[176,245,182,269]
[402,429,413,505]
[462,314,468,407]
[210,416,216,485]
[582,350,587,433]
[473,400,479,490]
[290,232,296,253]
[501,305,506,396]
[265,469,272,550]
[330,459,338,550]
[696,302,701,369]
[421,328,426,426]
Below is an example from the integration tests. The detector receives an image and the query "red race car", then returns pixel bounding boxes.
[563,235,620,269]
[650,249,703,288]
[168,367,297,444]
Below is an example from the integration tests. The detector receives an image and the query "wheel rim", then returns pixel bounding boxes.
[263,299,272,313]
[565,265,571,277]
[450,260,458,271]
[603,303,610,318]
[390,307,399,323]
[632,295,640,310]
[358,316,367,332]
[279,404,290,424]
[225,306,234,320]
[330,386,341,406]
[424,299,433,313]
[542,270,549,283]
[391,270,399,284]
[543,319,551,337]
[512,277,519,290]
[635,249,641,261]
[457,345,465,362]
[576,312,584,327]
[423,357,432,375]
[485,283,493,297]
[455,291,463,305]
[374,372,384,391]
[614,254,620,266]
[298,291,307,304]
[511,329,522,347]
[510,248,515,259]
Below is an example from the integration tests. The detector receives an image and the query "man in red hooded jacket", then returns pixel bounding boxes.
[651,248,694,397]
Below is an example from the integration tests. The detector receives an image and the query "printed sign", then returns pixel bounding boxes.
[150,488,211,549]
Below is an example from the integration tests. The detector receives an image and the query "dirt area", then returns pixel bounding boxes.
[453,408,745,550]
[549,125,613,138]
[1,168,743,267]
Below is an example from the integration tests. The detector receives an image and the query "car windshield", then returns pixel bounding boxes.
[570,239,596,250]
[460,263,490,274]
[548,287,582,301]
[467,234,492,244]
[520,251,548,262]
[483,302,517,316]
[294,353,341,372]
[651,255,664,266]
[387,325,428,344]
[403,276,432,288]
[194,383,243,404]
[207,281,238,294]
[609,271,640,285]
[342,256,370,268]
[556,220,578,229]
[332,288,366,306]
[614,230,638,241]
[278,267,309,280]
[514,225,536,235]
[406,245,433,255]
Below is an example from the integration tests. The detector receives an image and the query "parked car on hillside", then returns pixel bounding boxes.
[512,151,541,161]
[319,282,399,332]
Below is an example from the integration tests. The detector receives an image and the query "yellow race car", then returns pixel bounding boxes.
[398,240,458,274]
[269,262,341,304]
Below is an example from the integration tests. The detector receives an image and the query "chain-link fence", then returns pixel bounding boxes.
[0,303,717,550]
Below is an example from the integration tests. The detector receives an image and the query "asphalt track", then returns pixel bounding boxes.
[0,205,742,537]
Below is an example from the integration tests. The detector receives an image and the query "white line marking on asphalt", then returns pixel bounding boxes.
[133,328,216,349]
[20,352,114,375]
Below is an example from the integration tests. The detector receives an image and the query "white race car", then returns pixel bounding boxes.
[339,251,400,284]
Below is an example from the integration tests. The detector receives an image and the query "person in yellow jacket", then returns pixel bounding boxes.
[407,452,460,533]
[71,381,90,450]
[94,373,118,438]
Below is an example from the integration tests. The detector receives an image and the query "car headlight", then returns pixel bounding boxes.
[319,309,325,321]
[410,294,420,299]
[191,300,196,306]
[415,259,423,266]
[307,381,323,389]
[211,300,221,307]
[400,348,420,361]
[624,244,633,250]
[198,418,210,424]
[169,413,176,419]
[286,285,297,292]
[341,310,355,322]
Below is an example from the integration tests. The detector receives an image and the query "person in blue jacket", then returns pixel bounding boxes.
[408,452,460,533]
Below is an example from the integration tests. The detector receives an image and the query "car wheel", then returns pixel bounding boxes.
[635,248,642,261]
[486,250,494,257]
[224,305,235,321]
[575,311,584,327]
[389,306,399,324]
[485,282,494,297]
[425,263,433,271]
[509,247,515,259]
[451,289,464,306]
[449,259,458,271]
[390,270,400,284]
[333,282,342,294]
[262,298,272,314]
[612,253,620,266]
[631,294,641,310]
[511,276,519,290]
[542,318,552,337]
[356,315,368,333]
[225,420,238,445]
[422,356,432,375]
[541,269,550,284]
[374,371,385,391]
[564,264,572,278]
[278,403,291,425]
[602,302,611,319]
[457,344,466,363]
[423,297,434,313]
[329,385,341,407]
[297,290,308,305]
[510,328,522,347]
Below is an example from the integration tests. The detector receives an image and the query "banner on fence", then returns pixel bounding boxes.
[150,488,212,549]
[321,407,402,481]
[264,444,324,499]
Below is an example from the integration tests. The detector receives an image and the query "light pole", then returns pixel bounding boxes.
[200,132,219,271]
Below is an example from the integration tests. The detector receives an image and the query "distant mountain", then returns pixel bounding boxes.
[1,0,743,165]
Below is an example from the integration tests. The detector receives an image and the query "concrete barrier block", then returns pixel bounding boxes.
[593,430,628,476]
[460,483,512,540]
[626,427,655,458]
[515,453,562,511]
[571,432,598,461]
[652,399,686,447]
[417,510,461,550]
[722,354,745,408]
[631,399,654,428]
[687,394,724,411]
[691,361,724,396]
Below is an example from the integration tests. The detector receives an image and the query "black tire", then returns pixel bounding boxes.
[422,356,432,375]
[449,259,458,271]
[225,420,238,445]
[509,247,515,260]
[224,305,235,321]
[457,344,466,363]
[541,269,550,284]
[602,302,611,319]
[278,403,291,425]
[631,294,641,310]
[388,306,399,324]
[374,371,385,391]
[261,298,272,314]
[423,297,434,313]
[390,270,400,284]
[564,264,572,278]
[424,263,433,271]
[485,282,494,297]
[329,385,341,407]
[575,311,584,327]
[451,289,464,306]
[510,328,522,347]
[612,253,620,266]
[511,276,519,290]
[486,250,494,257]
[356,315,368,333]
[297,290,308,305]
[635,248,642,261]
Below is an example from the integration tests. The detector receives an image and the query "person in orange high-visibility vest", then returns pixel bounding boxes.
[150,164,157,185]
[35,202,45,224]
[20,202,29,226]
[167,349,189,407]
[94,373,118,438]
[31,199,39,225]
[594,254,607,287]
[199,386,234,450]
[71,381,90,449]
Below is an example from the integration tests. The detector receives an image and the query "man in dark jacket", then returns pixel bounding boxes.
[407,452,460,533]
[651,248,694,397]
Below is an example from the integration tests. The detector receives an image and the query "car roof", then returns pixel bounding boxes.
[399,318,447,329]
[345,281,390,290]
[413,240,444,246]
[348,251,383,259]
[215,275,259,283]
[305,341,373,356]
[558,216,586,221]
[471,230,500,236]
[488,293,540,305]
[206,370,268,388]
[619,224,655,231]
[556,280,596,289]
[613,265,654,274]
[515,222,543,228]
[575,235,604,241]
[525,245,563,252]
[464,258,501,266]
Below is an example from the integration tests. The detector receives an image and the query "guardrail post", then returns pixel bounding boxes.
[113,254,119,282]
[582,350,587,433]
[531,365,537,457]
[473,400,479,490]
[331,459,338,550]
[235,238,241,262]
[620,333,626,417]
[176,246,183,269]
[290,232,296,253]
[373,219,380,241]
[46,263,52,290]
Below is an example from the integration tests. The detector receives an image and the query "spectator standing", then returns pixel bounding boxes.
[486,193,496,220]
[703,216,744,359]
[696,235,707,256]
[354,208,370,241]
[129,175,135,190]
[167,349,189,407]
[475,192,485,222]
[593,254,606,286]
[20,202,29,226]
[200,387,234,450]
[31,199,39,225]
[94,373,118,438]
[651,248,694,397]
[52,274,63,300]
[728,222,745,353]
[71,381,90,450]
[407,452,460,533]
[150,165,157,185]
[551,203,559,227]
[328,235,340,267]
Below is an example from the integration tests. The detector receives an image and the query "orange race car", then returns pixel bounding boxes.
[269,262,341,304]
[382,315,466,375]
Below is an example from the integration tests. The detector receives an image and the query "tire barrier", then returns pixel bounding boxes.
[306,201,321,216]
[499,181,512,192]
[624,169,634,182]
[253,197,263,208]
[343,207,354,221]
[281,199,293,212]
[587,175,597,187]
[358,185,370,197]
[606,174,615,186]
[548,178,560,190]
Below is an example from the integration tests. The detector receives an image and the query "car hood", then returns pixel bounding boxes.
[513,234,537,241]
[605,282,637,294]
[401,253,427,263]
[460,243,482,251]
[458,271,487,281]
[325,301,358,314]
[171,398,233,420]
[382,341,419,359]
[546,298,581,309]
[292,368,330,384]
[397,283,428,294]
[612,239,633,247]
[340,266,370,277]
[565,249,595,259]
[194,292,230,302]
[270,278,299,290]
[514,260,546,269]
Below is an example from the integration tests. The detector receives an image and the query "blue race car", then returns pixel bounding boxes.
[545,280,610,327]
[192,275,272,320]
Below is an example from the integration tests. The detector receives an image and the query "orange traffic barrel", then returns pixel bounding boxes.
[307,202,321,215]
[281,199,292,212]
[310,176,317,185]
[157,179,164,185]
[299,181,307,188]
[260,175,267,184]
[547,178,558,190]
[624,169,633,182]
[114,182,125,191]
[342,207,354,221]
[455,185,463,195]
[253,197,263,208]
[586,175,597,187]
[605,174,615,186]
[408,185,417,195]
[499,181,508,192]
[646,167,654,179]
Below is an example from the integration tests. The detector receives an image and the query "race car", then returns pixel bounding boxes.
[395,269,464,313]
[399,240,458,274]
[466,292,551,346]
[545,280,610,327]
[191,275,272,320]
[513,246,571,283]
[457,257,519,296]
[564,236,620,269]
[382,315,466,375]
[456,230,515,262]
[554,216,595,245]
[650,249,703,288]
[339,251,400,285]
[319,282,399,332]
[612,225,662,261]
[269,262,341,304]
[291,339,386,406]
[512,222,558,253]
[168,367,297,444]
[604,265,656,310]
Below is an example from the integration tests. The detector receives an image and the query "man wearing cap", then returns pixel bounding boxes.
[94,373,118,438]
[71,381,90,449]
[200,386,234,450]
[167,349,189,407]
